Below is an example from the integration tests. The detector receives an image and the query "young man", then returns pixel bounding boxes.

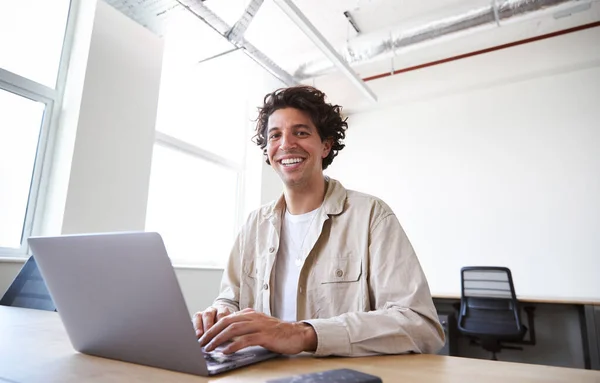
[195,86,444,357]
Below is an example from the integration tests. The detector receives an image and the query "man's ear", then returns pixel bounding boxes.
[322,138,333,158]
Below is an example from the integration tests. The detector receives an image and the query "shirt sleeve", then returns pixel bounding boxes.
[212,227,243,313]
[303,213,445,357]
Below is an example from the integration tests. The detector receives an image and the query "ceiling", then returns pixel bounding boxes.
[104,0,517,68]
[105,0,600,98]
[233,0,503,73]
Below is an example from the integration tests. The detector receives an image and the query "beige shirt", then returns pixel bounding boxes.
[214,177,445,357]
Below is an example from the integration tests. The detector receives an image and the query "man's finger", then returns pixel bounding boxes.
[201,308,217,335]
[215,307,232,321]
[193,312,203,336]
[199,313,253,346]
[204,321,263,352]
[222,333,262,354]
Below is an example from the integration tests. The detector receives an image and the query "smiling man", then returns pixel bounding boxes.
[194,86,444,357]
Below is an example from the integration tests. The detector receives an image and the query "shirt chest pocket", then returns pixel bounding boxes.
[242,256,268,281]
[314,256,363,316]
[320,256,362,284]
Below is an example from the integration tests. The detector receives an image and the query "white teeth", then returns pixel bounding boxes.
[281,158,303,165]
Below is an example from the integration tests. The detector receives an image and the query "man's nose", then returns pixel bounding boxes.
[279,131,297,150]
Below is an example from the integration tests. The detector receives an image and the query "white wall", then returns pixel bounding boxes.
[0,261,24,298]
[321,27,600,302]
[59,1,162,234]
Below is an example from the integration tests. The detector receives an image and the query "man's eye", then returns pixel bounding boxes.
[296,131,309,136]
[269,133,280,140]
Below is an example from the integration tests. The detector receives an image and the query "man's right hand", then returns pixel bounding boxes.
[193,306,233,338]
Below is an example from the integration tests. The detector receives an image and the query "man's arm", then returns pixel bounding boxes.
[303,213,445,357]
[212,228,244,312]
[192,227,244,337]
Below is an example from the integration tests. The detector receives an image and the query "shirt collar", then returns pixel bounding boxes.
[263,176,347,220]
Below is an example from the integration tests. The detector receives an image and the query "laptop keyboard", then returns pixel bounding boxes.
[203,350,256,366]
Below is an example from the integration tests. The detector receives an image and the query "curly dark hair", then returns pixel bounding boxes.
[253,86,348,170]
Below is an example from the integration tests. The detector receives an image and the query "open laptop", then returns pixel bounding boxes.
[28,232,278,376]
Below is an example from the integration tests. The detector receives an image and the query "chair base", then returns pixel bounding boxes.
[469,339,524,360]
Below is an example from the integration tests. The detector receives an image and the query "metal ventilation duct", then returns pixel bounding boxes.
[104,0,296,86]
[176,0,296,85]
[294,0,582,79]
[103,0,181,36]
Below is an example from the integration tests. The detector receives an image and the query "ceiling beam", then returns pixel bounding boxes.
[176,0,296,86]
[227,0,265,43]
[272,0,378,103]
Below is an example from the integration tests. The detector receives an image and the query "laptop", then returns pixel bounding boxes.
[28,232,278,376]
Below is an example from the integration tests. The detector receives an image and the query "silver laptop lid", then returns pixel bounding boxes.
[28,232,208,376]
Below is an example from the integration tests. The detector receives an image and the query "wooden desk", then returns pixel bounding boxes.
[433,294,600,305]
[1,306,598,383]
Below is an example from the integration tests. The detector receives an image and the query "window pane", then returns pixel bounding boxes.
[0,89,46,248]
[145,144,239,266]
[0,0,71,87]
[156,50,253,164]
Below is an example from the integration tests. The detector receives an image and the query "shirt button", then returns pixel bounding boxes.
[335,269,343,277]
[269,247,275,253]
[263,283,269,290]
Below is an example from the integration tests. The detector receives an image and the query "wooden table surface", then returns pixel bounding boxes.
[1,306,599,383]
[433,294,600,306]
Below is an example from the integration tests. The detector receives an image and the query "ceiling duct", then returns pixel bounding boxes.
[227,0,265,43]
[176,0,297,86]
[104,0,296,86]
[294,0,584,79]
[104,0,182,36]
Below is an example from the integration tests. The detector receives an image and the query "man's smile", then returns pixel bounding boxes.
[280,157,305,167]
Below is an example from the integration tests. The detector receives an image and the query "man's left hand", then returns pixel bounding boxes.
[198,309,317,355]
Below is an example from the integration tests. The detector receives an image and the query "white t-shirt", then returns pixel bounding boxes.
[273,207,320,322]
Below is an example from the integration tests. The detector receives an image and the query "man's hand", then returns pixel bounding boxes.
[198,309,317,355]
[192,306,233,338]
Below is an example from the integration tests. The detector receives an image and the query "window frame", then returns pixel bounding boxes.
[0,0,78,258]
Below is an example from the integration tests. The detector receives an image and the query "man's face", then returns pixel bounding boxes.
[266,108,332,188]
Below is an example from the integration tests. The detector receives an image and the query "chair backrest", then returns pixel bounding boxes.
[458,266,524,338]
[462,266,517,299]
[0,256,56,311]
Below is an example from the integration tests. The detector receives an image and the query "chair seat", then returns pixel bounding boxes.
[459,308,526,339]
[460,320,526,341]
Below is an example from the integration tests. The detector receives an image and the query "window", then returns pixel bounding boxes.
[0,1,71,88]
[0,0,73,257]
[147,48,253,267]
[145,142,240,268]
[146,12,270,267]
[0,90,46,249]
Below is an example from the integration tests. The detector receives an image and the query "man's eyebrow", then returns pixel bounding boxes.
[267,124,311,134]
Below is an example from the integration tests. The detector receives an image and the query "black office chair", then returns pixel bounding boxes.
[457,266,534,360]
[0,256,56,311]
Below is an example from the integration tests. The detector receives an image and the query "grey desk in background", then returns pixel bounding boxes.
[434,296,600,370]
[583,305,600,370]
[437,311,458,356]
